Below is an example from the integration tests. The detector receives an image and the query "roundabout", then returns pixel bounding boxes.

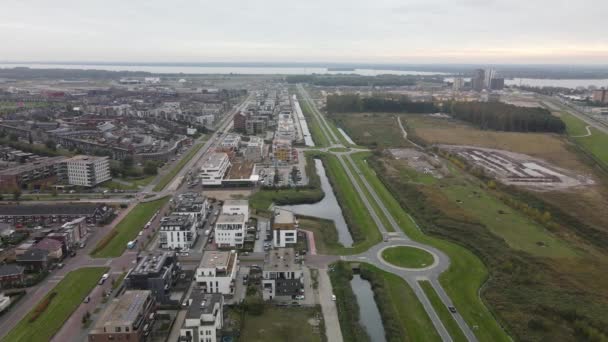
[378,245,439,271]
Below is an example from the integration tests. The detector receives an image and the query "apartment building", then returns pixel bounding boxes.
[271,208,298,248]
[214,200,249,248]
[88,290,156,342]
[179,292,223,342]
[125,252,180,305]
[0,156,66,191]
[262,248,304,301]
[200,153,231,186]
[173,192,209,228]
[195,250,238,295]
[159,215,197,250]
[60,155,111,187]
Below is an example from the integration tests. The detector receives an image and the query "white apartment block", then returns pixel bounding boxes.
[159,214,197,250]
[262,248,304,301]
[62,155,111,187]
[214,214,246,248]
[200,152,231,186]
[271,208,298,248]
[222,200,249,221]
[195,250,238,295]
[180,292,223,342]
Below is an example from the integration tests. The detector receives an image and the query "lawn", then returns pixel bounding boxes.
[153,142,204,192]
[361,264,442,342]
[102,176,155,191]
[350,152,510,342]
[91,197,169,258]
[249,187,323,213]
[381,246,435,268]
[240,306,325,342]
[3,267,108,342]
[559,111,608,167]
[419,280,468,342]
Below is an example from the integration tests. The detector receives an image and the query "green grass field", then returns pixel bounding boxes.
[440,183,577,258]
[560,112,608,168]
[91,197,169,258]
[419,280,468,342]
[240,306,325,342]
[297,216,342,255]
[3,267,108,342]
[350,153,510,342]
[102,176,155,191]
[361,264,442,342]
[153,142,204,192]
[381,246,435,268]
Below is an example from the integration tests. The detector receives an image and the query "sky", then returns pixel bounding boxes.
[1,0,607,64]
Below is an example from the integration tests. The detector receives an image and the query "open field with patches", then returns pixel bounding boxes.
[240,306,325,342]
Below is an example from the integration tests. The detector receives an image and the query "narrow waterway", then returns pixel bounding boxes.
[280,159,354,246]
[351,274,387,342]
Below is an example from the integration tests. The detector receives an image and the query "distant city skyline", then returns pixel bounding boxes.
[1,0,607,64]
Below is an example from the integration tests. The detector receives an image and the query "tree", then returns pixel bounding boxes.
[121,156,134,170]
[45,139,57,151]
[143,161,158,175]
[12,188,21,202]
[273,167,280,186]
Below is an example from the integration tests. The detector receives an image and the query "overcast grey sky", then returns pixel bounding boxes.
[1,0,607,64]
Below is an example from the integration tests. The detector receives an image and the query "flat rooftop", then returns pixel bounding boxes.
[160,214,192,227]
[131,252,174,276]
[199,250,235,269]
[273,208,295,225]
[223,199,248,207]
[92,290,151,332]
[265,248,300,273]
[201,152,228,170]
[185,291,222,319]
[216,213,246,224]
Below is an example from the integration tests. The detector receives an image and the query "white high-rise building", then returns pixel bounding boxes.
[484,69,496,90]
[62,155,111,187]
[200,153,231,186]
[452,77,465,91]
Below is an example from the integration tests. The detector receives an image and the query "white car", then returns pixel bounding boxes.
[331,294,336,301]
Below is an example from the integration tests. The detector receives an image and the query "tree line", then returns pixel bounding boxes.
[326,94,438,113]
[286,75,418,87]
[449,101,566,133]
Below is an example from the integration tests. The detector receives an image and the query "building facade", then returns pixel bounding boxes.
[200,153,231,186]
[271,208,298,248]
[61,155,111,187]
[159,215,197,250]
[125,252,180,305]
[262,248,304,301]
[88,290,156,342]
[195,251,238,295]
[179,292,223,342]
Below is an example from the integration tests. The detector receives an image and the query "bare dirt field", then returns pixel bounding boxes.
[388,148,447,179]
[405,115,596,175]
[440,145,594,190]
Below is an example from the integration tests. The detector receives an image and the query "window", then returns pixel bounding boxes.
[115,327,121,332]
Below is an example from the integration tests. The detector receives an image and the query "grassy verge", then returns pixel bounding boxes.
[240,305,326,342]
[353,153,510,342]
[299,95,330,147]
[153,142,204,192]
[319,153,382,254]
[381,246,435,268]
[297,216,342,255]
[91,197,169,258]
[419,280,468,342]
[3,267,108,342]
[328,262,369,342]
[102,176,155,190]
[360,263,442,342]
[342,155,394,232]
